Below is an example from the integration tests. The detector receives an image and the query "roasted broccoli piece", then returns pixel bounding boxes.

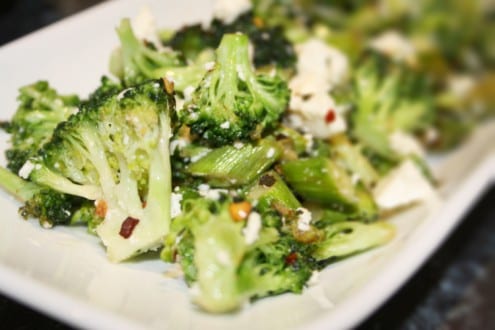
[110,18,213,93]
[237,235,314,300]
[161,195,314,313]
[179,33,290,146]
[81,76,123,108]
[164,24,217,62]
[0,166,98,229]
[186,138,282,187]
[350,56,433,159]
[311,221,395,262]
[281,156,378,220]
[0,81,79,174]
[329,134,380,188]
[110,18,182,85]
[166,12,296,68]
[25,80,174,261]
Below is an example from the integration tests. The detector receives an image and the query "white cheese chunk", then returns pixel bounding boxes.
[213,0,251,24]
[447,74,476,99]
[373,159,436,210]
[369,30,417,64]
[18,160,37,179]
[287,92,347,139]
[243,211,262,244]
[295,38,349,90]
[131,6,164,50]
[296,207,312,231]
[389,131,425,157]
[170,192,183,218]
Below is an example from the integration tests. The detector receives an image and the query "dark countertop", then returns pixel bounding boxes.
[1,1,494,329]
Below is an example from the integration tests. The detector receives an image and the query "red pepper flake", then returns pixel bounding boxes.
[95,200,107,218]
[119,217,140,239]
[325,109,336,124]
[285,252,298,265]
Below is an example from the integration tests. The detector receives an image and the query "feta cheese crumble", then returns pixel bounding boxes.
[296,207,312,231]
[388,131,425,157]
[369,30,417,64]
[197,184,228,200]
[131,6,164,51]
[183,85,196,102]
[294,38,350,90]
[287,92,347,139]
[243,211,262,244]
[170,192,183,218]
[373,159,436,210]
[18,160,36,179]
[287,38,350,139]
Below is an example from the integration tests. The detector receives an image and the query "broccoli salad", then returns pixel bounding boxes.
[0,0,494,313]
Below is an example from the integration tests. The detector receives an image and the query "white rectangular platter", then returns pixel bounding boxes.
[0,1,494,329]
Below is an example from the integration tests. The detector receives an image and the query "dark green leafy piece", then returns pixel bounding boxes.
[1,81,79,174]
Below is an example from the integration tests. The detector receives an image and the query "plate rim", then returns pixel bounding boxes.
[0,1,494,329]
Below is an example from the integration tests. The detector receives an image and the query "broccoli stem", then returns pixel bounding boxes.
[29,166,102,201]
[281,157,358,212]
[246,171,301,212]
[0,166,41,202]
[330,134,379,188]
[186,138,282,187]
[142,112,172,240]
[312,221,395,261]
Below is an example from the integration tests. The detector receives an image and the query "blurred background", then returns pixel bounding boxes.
[0,0,494,329]
[0,0,103,45]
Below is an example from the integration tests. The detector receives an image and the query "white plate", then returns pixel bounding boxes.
[0,1,494,329]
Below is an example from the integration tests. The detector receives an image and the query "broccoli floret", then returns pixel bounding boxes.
[179,33,290,146]
[110,18,183,86]
[0,81,79,174]
[26,80,174,261]
[237,235,314,300]
[329,134,379,188]
[350,56,433,159]
[165,24,217,62]
[162,195,315,313]
[81,76,123,108]
[166,12,296,68]
[0,166,98,229]
[311,221,395,262]
[110,18,213,93]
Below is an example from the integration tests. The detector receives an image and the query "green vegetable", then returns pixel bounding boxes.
[162,196,314,313]
[179,33,290,146]
[26,80,174,261]
[110,17,211,92]
[246,171,301,212]
[281,157,357,211]
[186,138,282,187]
[0,166,98,228]
[81,76,123,108]
[0,81,79,174]
[237,235,314,300]
[329,134,379,188]
[312,221,395,261]
[350,56,433,159]
[111,18,182,86]
[166,12,296,68]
